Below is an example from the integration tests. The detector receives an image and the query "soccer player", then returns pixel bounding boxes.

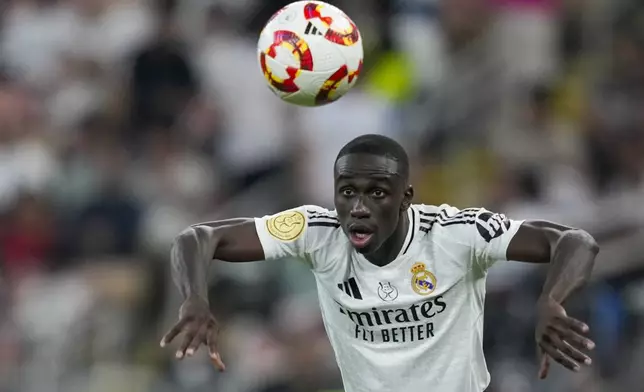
[160,135,599,391]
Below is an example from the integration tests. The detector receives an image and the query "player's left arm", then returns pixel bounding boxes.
[505,220,599,379]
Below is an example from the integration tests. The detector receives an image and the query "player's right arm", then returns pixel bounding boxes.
[159,219,257,371]
[160,206,333,370]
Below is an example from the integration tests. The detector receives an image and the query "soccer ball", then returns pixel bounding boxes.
[257,1,363,107]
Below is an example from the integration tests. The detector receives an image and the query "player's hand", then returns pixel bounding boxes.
[535,296,594,379]
[160,295,226,371]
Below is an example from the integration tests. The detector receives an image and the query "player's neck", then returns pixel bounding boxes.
[364,212,409,267]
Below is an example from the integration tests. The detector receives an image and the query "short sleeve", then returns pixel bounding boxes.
[254,205,338,268]
[428,204,524,272]
[470,208,524,270]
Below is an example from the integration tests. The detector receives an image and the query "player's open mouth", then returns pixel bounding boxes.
[348,226,374,248]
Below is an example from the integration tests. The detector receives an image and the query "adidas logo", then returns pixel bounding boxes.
[304,22,323,36]
[337,277,362,300]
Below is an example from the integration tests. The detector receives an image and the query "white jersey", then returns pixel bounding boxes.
[255,203,524,392]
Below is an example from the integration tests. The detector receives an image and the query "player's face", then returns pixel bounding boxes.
[334,153,412,255]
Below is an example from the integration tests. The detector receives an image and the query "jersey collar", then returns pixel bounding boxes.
[354,206,416,271]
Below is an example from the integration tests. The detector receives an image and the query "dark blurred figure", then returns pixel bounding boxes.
[73,189,141,258]
[129,3,198,141]
[70,141,142,257]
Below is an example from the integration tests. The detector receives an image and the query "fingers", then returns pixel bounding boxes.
[538,352,550,379]
[557,315,590,335]
[539,338,579,372]
[207,329,226,372]
[160,319,187,347]
[210,353,226,372]
[548,330,592,366]
[176,329,197,359]
[550,323,595,352]
[161,311,224,370]
[537,317,595,379]
[185,324,208,357]
[160,318,224,370]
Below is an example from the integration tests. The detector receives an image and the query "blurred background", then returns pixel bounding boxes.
[1,0,644,391]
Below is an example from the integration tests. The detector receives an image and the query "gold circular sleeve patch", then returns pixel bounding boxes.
[266,211,306,242]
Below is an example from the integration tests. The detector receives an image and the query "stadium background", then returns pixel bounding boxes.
[1,0,644,391]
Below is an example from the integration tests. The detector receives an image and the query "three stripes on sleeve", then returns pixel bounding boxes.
[308,209,341,228]
[419,208,479,233]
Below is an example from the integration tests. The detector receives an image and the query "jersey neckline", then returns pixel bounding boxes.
[354,206,416,271]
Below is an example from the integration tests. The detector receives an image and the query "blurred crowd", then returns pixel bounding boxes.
[1,0,644,391]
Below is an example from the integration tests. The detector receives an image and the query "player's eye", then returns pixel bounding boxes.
[371,189,386,198]
[341,188,355,197]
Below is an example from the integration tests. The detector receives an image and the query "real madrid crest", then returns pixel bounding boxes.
[266,211,305,242]
[410,262,437,296]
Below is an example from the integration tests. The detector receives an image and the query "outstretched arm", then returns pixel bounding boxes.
[160,219,265,371]
[160,205,323,370]
[506,220,600,379]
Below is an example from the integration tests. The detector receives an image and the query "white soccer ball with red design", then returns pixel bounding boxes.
[257,1,363,107]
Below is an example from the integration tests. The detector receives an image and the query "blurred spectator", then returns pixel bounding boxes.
[196,6,296,198]
[0,80,58,211]
[585,20,644,194]
[129,9,198,135]
[63,0,155,72]
[71,188,141,258]
[2,0,154,90]
[132,128,219,255]
[491,0,561,86]
[490,84,590,206]
[0,193,55,283]
[1,0,75,90]
[49,114,118,213]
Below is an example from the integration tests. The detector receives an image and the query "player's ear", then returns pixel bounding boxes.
[401,185,413,211]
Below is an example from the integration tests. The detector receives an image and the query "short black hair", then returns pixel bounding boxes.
[335,134,410,179]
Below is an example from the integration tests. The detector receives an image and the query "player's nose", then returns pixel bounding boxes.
[350,198,370,219]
